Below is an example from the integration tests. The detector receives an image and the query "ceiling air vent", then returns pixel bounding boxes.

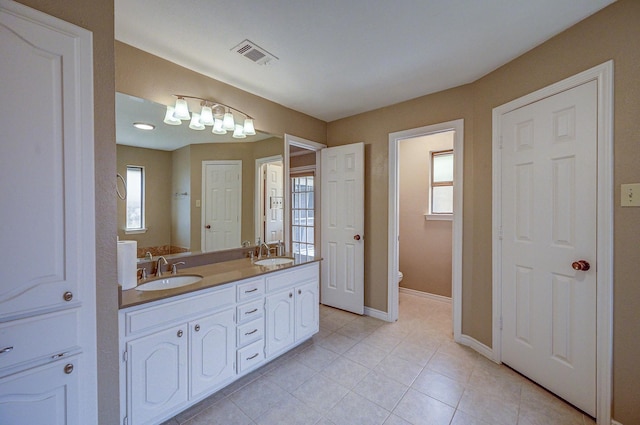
[232,39,278,65]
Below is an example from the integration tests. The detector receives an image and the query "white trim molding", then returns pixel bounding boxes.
[388,120,464,336]
[363,306,389,322]
[491,61,614,425]
[399,287,452,304]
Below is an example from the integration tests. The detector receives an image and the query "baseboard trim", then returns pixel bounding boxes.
[399,287,452,304]
[457,334,496,362]
[364,306,391,322]
[611,420,623,425]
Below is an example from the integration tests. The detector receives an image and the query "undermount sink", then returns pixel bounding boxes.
[136,274,203,291]
[254,257,294,267]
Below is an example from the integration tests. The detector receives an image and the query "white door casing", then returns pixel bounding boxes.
[265,162,284,243]
[202,161,242,252]
[501,80,597,415]
[493,61,613,424]
[321,143,365,315]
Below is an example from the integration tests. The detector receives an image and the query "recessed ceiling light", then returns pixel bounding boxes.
[133,122,155,131]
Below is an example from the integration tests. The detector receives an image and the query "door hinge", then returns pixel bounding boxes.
[499,316,503,331]
[122,350,128,363]
[498,226,503,240]
[123,416,128,425]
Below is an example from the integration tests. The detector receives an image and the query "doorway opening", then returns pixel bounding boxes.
[255,155,284,244]
[388,120,463,339]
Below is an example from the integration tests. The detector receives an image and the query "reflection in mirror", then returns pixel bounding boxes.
[116,92,284,258]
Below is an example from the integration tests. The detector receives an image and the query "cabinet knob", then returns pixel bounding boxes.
[177,330,184,338]
[289,292,293,298]
[63,291,73,302]
[194,324,200,332]
[298,289,302,295]
[64,363,74,374]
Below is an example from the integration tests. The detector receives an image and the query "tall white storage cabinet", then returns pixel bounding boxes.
[0,1,97,424]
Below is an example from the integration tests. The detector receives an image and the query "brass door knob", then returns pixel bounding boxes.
[353,234,361,241]
[572,260,591,271]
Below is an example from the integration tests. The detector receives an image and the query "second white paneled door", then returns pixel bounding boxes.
[202,161,241,252]
[321,143,364,314]
[500,80,597,415]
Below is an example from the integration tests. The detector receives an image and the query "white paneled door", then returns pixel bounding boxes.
[202,161,241,252]
[321,143,364,314]
[265,162,284,243]
[500,80,597,415]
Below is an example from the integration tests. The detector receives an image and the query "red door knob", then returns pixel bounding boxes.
[572,260,590,271]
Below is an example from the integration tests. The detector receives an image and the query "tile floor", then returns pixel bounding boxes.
[162,292,595,425]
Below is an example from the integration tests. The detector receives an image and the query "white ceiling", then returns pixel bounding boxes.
[115,0,615,122]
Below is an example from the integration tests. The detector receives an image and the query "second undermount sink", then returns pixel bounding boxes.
[254,257,294,267]
[136,274,203,291]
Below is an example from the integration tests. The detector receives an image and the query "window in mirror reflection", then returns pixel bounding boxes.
[291,174,315,261]
[126,165,145,232]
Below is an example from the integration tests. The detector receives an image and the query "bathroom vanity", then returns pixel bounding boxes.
[118,257,320,425]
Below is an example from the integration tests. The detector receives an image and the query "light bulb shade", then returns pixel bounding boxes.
[163,106,182,125]
[199,105,214,126]
[243,118,256,135]
[212,118,227,134]
[232,124,246,138]
[223,111,235,130]
[173,98,191,120]
[189,113,206,130]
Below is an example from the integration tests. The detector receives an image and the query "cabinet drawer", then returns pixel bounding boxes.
[237,318,264,347]
[0,310,78,373]
[265,263,318,293]
[236,278,264,302]
[124,286,235,336]
[236,340,264,373]
[236,299,263,324]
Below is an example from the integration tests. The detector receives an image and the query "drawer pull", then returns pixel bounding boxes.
[244,329,258,336]
[245,308,258,315]
[246,353,259,360]
[245,288,258,293]
[64,363,74,374]
[51,352,69,360]
[177,330,184,338]
[0,346,13,355]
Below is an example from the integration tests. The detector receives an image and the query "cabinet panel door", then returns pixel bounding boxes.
[128,325,188,425]
[265,290,295,357]
[190,309,235,398]
[295,281,319,342]
[0,357,78,425]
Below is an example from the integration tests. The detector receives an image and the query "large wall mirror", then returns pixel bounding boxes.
[116,92,284,258]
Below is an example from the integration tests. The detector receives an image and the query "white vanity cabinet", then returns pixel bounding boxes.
[265,263,319,358]
[119,261,319,425]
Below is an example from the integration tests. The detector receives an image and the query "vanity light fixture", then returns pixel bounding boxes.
[133,122,155,131]
[165,94,257,138]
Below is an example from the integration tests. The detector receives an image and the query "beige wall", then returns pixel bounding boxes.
[327,1,640,422]
[117,145,173,249]
[291,151,317,169]
[115,42,327,144]
[399,133,453,297]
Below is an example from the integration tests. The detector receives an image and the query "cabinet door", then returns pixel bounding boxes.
[127,325,188,425]
[265,290,295,357]
[0,357,79,425]
[295,281,319,342]
[190,309,235,398]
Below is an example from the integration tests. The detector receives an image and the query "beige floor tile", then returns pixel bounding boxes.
[457,388,519,425]
[317,331,358,354]
[326,391,391,425]
[343,341,387,369]
[228,376,289,420]
[295,344,340,371]
[374,353,424,386]
[320,356,369,389]
[292,374,349,412]
[184,398,253,425]
[450,409,491,425]
[353,371,408,411]
[393,388,455,425]
[383,414,412,425]
[263,358,316,392]
[361,330,404,353]
[411,368,465,408]
[255,393,322,425]
[426,351,474,383]
[391,340,436,366]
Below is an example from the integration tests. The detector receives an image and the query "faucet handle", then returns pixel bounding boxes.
[137,267,147,280]
[171,261,186,274]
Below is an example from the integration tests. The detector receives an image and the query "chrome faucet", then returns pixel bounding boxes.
[155,256,168,277]
[170,261,186,274]
[256,237,271,259]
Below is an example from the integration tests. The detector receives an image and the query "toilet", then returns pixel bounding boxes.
[398,271,403,282]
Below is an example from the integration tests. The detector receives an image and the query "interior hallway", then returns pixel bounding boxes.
[163,292,594,424]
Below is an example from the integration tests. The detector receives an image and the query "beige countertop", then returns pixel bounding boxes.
[119,256,322,309]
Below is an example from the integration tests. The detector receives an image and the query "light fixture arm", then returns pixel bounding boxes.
[172,94,254,120]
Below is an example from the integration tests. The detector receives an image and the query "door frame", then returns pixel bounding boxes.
[283,134,326,253]
[201,160,242,252]
[388,119,464,334]
[255,155,283,244]
[492,61,613,424]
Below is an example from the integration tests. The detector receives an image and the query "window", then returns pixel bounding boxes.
[291,174,315,261]
[430,150,453,215]
[125,165,145,232]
